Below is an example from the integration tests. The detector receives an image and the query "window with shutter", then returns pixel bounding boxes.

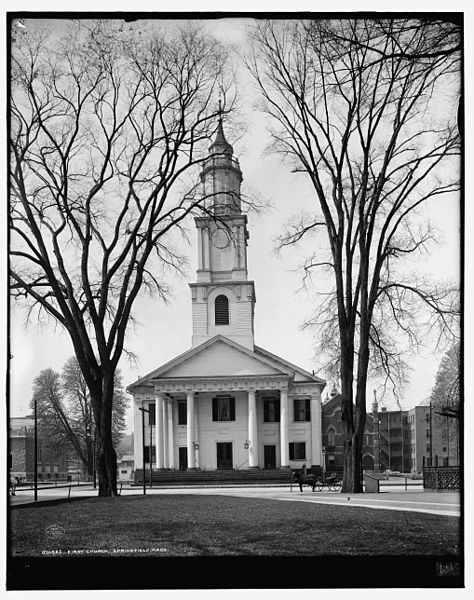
[289,442,306,460]
[212,396,235,421]
[293,398,311,422]
[215,294,229,325]
[144,445,156,464]
[263,398,280,422]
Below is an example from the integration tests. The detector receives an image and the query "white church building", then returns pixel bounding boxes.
[128,118,326,478]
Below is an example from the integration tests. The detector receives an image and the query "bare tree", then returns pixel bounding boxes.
[10,19,236,495]
[31,358,129,478]
[247,18,460,492]
[430,343,460,419]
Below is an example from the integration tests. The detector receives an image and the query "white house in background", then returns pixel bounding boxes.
[117,455,135,482]
[128,117,326,475]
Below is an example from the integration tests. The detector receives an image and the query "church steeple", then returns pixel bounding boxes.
[209,103,234,156]
[189,113,255,350]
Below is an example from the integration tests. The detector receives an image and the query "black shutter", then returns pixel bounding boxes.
[212,397,218,421]
[230,397,235,421]
[149,403,156,426]
[305,399,311,421]
[264,400,269,422]
[276,399,281,422]
[289,443,294,460]
[293,399,298,422]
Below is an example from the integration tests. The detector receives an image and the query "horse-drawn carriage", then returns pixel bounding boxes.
[291,470,342,492]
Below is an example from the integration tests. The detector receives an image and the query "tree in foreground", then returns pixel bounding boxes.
[247,18,460,492]
[31,357,128,478]
[430,343,460,464]
[10,19,234,495]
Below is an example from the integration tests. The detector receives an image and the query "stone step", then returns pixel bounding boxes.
[134,468,293,485]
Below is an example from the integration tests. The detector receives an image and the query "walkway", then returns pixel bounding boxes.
[9,484,461,517]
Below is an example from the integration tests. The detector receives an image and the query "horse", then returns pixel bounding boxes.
[292,470,317,492]
[9,475,22,496]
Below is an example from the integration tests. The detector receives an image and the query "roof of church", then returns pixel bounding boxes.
[209,116,233,156]
[127,334,326,391]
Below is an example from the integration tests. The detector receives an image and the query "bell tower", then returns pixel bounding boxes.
[189,114,256,349]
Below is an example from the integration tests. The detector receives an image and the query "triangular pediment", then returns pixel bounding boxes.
[129,336,292,389]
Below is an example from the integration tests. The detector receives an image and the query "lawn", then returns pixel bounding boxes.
[9,494,460,558]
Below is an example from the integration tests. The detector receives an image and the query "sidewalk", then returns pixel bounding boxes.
[9,483,461,516]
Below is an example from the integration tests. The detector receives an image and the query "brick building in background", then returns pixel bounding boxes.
[9,415,81,481]
[321,389,459,474]
[9,416,35,479]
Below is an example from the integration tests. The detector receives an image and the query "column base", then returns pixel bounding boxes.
[248,466,260,470]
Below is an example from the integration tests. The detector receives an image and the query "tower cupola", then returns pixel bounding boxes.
[209,117,234,156]
[189,114,256,350]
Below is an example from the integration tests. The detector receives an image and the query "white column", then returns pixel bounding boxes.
[167,398,175,470]
[280,388,289,467]
[194,395,200,469]
[155,392,164,469]
[133,400,143,466]
[187,392,195,470]
[311,394,322,467]
[162,399,169,469]
[248,390,258,467]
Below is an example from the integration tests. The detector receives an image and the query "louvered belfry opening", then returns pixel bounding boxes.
[215,294,229,325]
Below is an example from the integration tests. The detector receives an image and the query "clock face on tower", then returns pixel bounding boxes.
[211,228,230,249]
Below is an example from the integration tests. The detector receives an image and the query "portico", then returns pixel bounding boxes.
[153,379,291,470]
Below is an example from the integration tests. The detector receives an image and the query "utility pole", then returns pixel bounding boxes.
[429,401,433,467]
[138,405,151,495]
[34,394,38,502]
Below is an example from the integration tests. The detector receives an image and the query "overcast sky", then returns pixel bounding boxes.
[7,14,462,435]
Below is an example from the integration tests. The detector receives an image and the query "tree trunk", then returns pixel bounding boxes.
[340,335,359,493]
[91,378,118,497]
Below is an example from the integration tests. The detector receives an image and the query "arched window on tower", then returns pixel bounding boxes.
[215,294,229,325]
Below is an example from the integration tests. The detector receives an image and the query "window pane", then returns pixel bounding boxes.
[213,396,235,421]
[289,442,306,460]
[294,399,310,422]
[263,398,280,422]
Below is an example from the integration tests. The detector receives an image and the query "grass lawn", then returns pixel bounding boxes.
[9,494,460,558]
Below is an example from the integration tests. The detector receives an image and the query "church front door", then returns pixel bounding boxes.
[216,442,233,470]
[264,445,276,469]
[178,447,188,471]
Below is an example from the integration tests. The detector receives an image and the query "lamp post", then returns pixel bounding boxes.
[34,393,38,502]
[86,424,96,489]
[138,406,152,495]
[429,400,433,467]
